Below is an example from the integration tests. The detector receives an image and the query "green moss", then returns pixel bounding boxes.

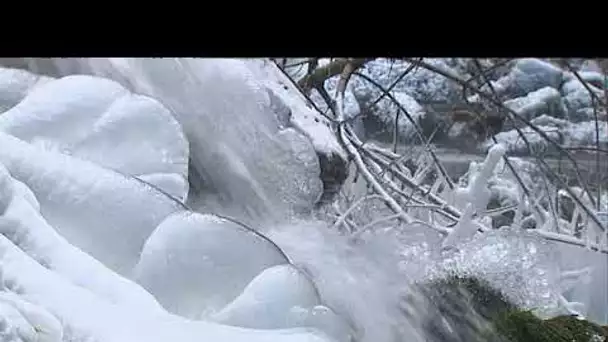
[492,310,546,341]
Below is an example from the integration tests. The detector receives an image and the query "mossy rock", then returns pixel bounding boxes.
[423,275,517,320]
[495,310,608,342]
[415,274,517,342]
[417,274,608,342]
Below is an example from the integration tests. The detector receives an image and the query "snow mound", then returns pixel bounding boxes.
[0,70,189,202]
[0,291,62,342]
[495,59,564,99]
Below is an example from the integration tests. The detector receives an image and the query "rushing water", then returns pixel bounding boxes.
[2,58,607,341]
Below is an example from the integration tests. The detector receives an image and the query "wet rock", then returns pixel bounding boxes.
[316,151,349,205]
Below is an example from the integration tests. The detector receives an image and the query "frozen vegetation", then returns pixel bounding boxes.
[0,57,605,342]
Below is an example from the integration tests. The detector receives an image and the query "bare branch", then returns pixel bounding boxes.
[336,58,371,99]
[339,124,413,225]
[297,58,371,92]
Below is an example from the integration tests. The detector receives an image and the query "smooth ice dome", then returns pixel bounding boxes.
[133,212,290,318]
[212,264,321,328]
[212,264,354,342]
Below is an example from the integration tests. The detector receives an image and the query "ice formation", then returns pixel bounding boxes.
[0,64,347,342]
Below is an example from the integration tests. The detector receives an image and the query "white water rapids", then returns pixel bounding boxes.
[0,58,605,342]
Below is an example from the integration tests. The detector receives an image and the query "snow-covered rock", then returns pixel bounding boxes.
[346,74,431,142]
[333,58,465,142]
[503,86,566,121]
[355,59,465,104]
[486,115,608,154]
[133,211,290,318]
[245,59,348,204]
[579,60,606,74]
[560,79,606,122]
[563,70,606,89]
[0,63,349,340]
[494,59,564,99]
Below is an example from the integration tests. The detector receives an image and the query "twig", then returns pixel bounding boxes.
[564,63,603,211]
[332,194,384,230]
[350,213,403,239]
[336,58,370,99]
[535,158,606,233]
[533,230,608,255]
[338,123,412,225]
